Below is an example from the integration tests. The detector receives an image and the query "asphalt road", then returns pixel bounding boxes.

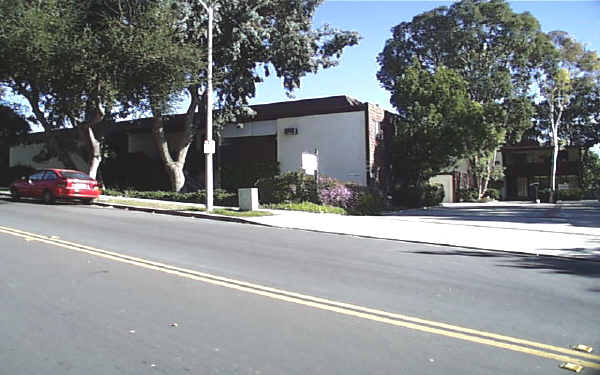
[1,199,599,374]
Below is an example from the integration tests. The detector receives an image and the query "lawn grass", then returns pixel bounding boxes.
[98,197,206,211]
[263,201,346,215]
[212,208,273,217]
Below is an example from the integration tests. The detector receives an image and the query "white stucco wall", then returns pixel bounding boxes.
[276,111,366,185]
[9,143,87,170]
[429,174,453,203]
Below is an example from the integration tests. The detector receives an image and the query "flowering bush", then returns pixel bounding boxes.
[319,183,353,208]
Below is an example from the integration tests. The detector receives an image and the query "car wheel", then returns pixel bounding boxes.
[42,190,55,204]
[10,187,20,201]
[82,198,94,205]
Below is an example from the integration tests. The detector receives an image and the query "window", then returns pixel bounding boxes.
[44,171,58,180]
[29,172,45,181]
[60,171,93,180]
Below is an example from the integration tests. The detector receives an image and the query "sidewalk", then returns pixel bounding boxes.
[2,190,599,260]
[245,203,600,260]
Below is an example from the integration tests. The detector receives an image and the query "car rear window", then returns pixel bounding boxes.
[60,171,93,180]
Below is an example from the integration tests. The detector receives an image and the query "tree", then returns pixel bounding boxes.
[378,0,544,198]
[386,60,485,188]
[582,150,600,198]
[0,0,200,180]
[535,31,600,202]
[138,0,360,191]
[0,0,84,170]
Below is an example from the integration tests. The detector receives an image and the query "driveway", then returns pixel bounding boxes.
[251,201,600,259]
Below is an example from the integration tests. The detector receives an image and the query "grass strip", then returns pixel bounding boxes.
[212,208,273,217]
[99,197,206,212]
[263,201,346,215]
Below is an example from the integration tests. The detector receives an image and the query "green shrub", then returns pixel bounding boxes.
[1,165,36,186]
[458,188,479,202]
[557,188,583,201]
[255,170,318,204]
[423,183,445,206]
[392,183,445,208]
[538,188,551,203]
[484,188,500,200]
[345,184,385,215]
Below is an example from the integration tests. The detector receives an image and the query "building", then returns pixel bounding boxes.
[501,144,583,200]
[9,96,395,188]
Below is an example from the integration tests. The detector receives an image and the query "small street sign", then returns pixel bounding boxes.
[204,140,215,154]
[302,152,318,176]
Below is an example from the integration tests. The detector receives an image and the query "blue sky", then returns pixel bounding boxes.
[249,1,600,112]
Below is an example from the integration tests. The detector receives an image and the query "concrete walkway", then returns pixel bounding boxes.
[2,190,599,260]
[247,201,600,260]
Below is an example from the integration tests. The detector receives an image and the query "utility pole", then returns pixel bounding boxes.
[199,0,214,211]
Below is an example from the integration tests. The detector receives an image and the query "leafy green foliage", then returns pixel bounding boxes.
[582,151,600,198]
[387,61,485,185]
[558,188,583,201]
[534,31,600,199]
[344,184,386,216]
[378,0,544,197]
[392,183,445,208]
[255,170,319,204]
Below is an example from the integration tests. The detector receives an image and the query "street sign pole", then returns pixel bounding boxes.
[199,1,214,212]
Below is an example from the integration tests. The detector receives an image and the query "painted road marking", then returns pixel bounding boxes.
[1,224,599,369]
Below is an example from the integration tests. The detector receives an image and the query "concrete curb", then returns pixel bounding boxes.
[92,201,265,225]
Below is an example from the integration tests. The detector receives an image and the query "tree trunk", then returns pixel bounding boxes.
[150,87,200,192]
[151,115,192,192]
[481,150,497,199]
[78,101,105,179]
[551,133,559,203]
[166,163,186,192]
[83,124,102,179]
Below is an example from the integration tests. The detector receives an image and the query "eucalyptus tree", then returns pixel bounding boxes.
[534,31,600,201]
[140,0,360,191]
[0,0,85,169]
[0,0,199,180]
[378,0,544,198]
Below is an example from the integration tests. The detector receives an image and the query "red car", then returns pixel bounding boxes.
[10,168,102,204]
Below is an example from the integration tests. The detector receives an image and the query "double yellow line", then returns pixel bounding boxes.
[1,224,598,369]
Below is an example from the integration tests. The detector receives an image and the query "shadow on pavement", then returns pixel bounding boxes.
[387,201,600,229]
[0,196,84,206]
[412,249,600,282]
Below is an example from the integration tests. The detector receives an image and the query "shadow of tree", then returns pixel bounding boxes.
[386,201,600,229]
[0,196,82,206]
[412,249,600,281]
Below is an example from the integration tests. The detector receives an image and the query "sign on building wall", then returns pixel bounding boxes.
[301,152,318,176]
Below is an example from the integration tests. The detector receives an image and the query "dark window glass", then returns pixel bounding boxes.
[60,171,93,180]
[44,171,58,180]
[29,172,46,181]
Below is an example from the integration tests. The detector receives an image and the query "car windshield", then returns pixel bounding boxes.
[60,171,93,180]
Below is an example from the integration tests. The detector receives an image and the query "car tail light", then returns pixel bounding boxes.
[57,179,67,188]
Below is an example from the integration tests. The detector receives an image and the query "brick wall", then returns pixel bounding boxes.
[366,103,384,185]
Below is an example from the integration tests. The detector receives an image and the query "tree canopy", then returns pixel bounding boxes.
[387,61,485,185]
[377,0,547,197]
[137,0,361,191]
